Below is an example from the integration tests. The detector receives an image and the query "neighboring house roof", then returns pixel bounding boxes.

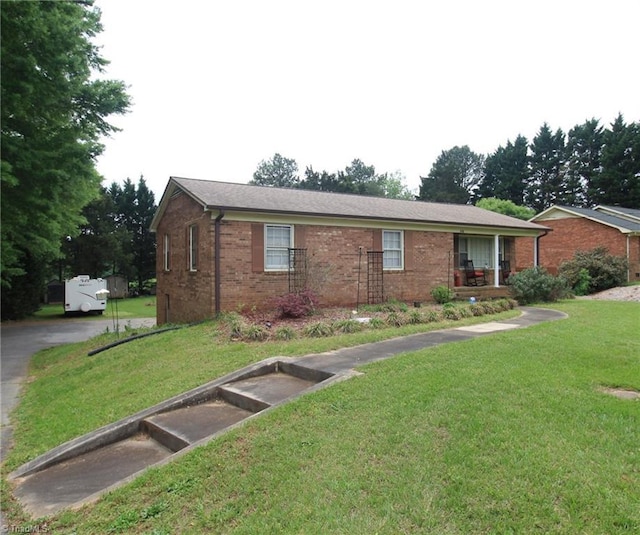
[532,205,640,234]
[151,177,549,234]
[595,205,640,223]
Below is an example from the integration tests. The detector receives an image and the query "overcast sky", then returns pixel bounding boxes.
[94,0,640,202]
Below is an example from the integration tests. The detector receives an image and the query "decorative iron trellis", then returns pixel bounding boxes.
[367,250,384,304]
[288,248,308,294]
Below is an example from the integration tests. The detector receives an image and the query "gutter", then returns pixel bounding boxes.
[535,229,550,267]
[214,211,225,315]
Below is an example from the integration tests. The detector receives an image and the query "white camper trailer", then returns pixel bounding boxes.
[64,276,108,314]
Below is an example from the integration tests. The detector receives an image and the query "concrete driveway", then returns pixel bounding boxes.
[0,317,155,461]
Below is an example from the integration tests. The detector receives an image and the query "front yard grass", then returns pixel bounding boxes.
[2,300,639,533]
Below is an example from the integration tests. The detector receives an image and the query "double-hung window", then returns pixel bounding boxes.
[265,224,293,270]
[189,224,198,271]
[383,230,403,270]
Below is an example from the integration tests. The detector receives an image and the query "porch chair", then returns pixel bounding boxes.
[500,259,511,285]
[463,259,486,286]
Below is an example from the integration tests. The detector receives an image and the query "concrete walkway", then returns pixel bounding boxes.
[5,307,567,519]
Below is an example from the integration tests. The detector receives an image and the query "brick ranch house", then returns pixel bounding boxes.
[516,205,640,281]
[150,177,549,324]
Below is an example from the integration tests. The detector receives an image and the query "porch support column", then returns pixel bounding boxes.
[493,234,500,287]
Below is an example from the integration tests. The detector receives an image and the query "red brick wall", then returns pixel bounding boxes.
[217,222,454,312]
[155,192,215,324]
[516,216,639,279]
[154,197,459,323]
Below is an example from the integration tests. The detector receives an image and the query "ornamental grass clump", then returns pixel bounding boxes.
[332,319,364,334]
[303,321,334,338]
[273,326,297,341]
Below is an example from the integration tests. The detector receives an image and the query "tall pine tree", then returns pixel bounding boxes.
[565,119,604,207]
[477,135,529,205]
[526,124,567,212]
[593,114,640,208]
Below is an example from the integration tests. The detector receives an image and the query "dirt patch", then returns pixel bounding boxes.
[579,285,640,302]
[599,387,640,400]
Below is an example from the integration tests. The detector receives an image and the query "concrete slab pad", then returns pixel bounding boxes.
[144,401,253,447]
[455,322,520,333]
[13,435,171,518]
[222,372,316,406]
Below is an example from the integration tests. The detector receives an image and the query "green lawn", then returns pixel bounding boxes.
[3,300,639,534]
[32,296,157,320]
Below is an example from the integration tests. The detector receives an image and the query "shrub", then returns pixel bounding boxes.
[508,267,571,305]
[408,310,424,324]
[558,247,627,294]
[430,285,454,304]
[273,289,319,318]
[470,303,485,316]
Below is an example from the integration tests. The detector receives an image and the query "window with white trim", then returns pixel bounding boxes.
[383,230,403,270]
[163,233,171,271]
[189,224,198,271]
[265,224,293,270]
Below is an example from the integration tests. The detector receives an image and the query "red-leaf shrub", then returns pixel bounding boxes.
[273,289,319,318]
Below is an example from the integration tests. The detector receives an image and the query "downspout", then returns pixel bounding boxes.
[535,230,550,267]
[626,235,630,282]
[214,211,225,315]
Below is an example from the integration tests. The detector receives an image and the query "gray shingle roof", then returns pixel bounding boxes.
[160,177,548,233]
[549,205,640,233]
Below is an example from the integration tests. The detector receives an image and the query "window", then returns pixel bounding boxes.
[458,236,504,268]
[189,224,198,271]
[265,224,293,270]
[383,230,403,269]
[163,233,171,271]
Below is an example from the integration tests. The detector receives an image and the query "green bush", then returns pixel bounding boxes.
[430,285,454,304]
[558,247,627,294]
[508,267,571,305]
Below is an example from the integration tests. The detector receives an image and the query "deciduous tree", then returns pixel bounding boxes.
[1,0,130,319]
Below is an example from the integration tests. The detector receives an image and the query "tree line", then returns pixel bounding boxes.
[419,115,640,210]
[62,177,157,291]
[251,155,414,199]
[253,115,639,212]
